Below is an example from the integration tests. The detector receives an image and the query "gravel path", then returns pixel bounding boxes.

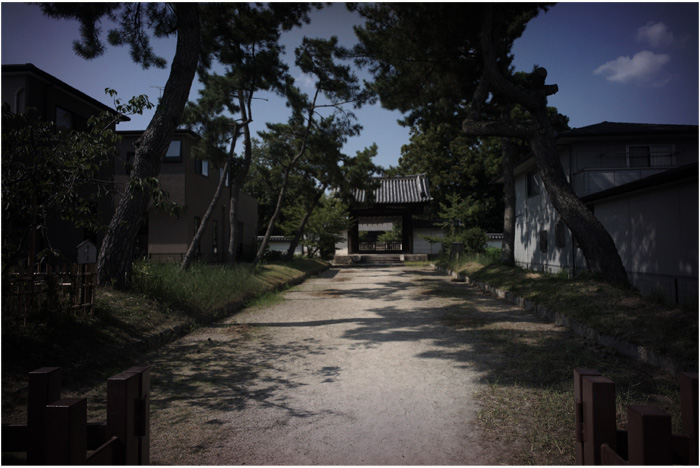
[148,266,501,465]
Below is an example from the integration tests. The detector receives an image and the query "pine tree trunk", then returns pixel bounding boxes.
[97,4,200,288]
[227,91,254,265]
[500,137,516,266]
[529,110,630,287]
[463,5,630,288]
[253,89,319,266]
[284,185,326,260]
[181,160,230,270]
[254,168,291,265]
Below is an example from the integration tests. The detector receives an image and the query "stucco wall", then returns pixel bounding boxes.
[514,170,574,274]
[413,227,444,255]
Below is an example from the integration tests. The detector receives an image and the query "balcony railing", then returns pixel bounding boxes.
[572,166,672,197]
[359,241,402,252]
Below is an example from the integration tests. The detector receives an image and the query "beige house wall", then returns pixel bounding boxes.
[115,130,258,261]
[2,64,118,262]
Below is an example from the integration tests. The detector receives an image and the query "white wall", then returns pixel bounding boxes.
[513,170,574,274]
[413,227,444,255]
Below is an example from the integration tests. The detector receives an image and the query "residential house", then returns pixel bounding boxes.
[1,63,124,262]
[513,121,698,303]
[114,130,258,262]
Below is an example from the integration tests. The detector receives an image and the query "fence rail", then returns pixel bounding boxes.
[359,241,402,252]
[574,367,698,465]
[2,366,150,465]
[5,263,96,323]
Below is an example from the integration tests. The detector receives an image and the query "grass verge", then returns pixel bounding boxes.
[428,275,689,465]
[440,257,697,371]
[1,258,328,403]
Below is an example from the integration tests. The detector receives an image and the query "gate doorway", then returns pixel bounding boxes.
[347,174,432,255]
[358,216,402,253]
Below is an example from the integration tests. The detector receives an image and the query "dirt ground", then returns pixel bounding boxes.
[146,266,513,465]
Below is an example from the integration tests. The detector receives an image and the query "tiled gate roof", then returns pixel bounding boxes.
[353,174,432,204]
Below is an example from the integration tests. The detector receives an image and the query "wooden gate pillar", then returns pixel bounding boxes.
[348,217,359,254]
[402,214,413,254]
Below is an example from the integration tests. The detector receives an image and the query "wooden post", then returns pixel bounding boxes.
[627,405,672,465]
[125,366,151,465]
[582,375,617,465]
[107,371,140,465]
[44,398,87,465]
[680,372,698,465]
[574,368,601,464]
[27,367,61,464]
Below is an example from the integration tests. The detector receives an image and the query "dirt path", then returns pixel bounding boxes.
[147,266,502,465]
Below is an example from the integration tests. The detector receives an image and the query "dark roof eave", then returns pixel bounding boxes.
[581,162,698,203]
[2,63,127,120]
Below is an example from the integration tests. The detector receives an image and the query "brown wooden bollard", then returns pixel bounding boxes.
[107,370,140,465]
[680,372,698,465]
[27,367,61,464]
[574,368,602,464]
[125,366,151,465]
[627,405,672,465]
[582,375,617,465]
[44,398,87,465]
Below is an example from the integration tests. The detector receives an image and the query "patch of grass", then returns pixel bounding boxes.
[450,262,697,371]
[245,290,285,309]
[445,303,685,465]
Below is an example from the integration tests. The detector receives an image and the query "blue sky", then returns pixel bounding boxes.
[2,2,698,170]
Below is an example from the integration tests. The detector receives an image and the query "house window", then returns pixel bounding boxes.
[125,151,135,175]
[220,167,229,187]
[628,145,650,167]
[195,158,209,177]
[627,144,675,167]
[527,170,541,197]
[555,220,566,248]
[539,230,548,253]
[55,106,74,129]
[165,140,182,161]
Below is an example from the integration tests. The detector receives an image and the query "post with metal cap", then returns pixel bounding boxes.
[44,398,87,464]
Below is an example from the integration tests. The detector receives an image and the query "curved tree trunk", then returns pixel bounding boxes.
[227,91,254,265]
[181,160,230,270]
[284,184,326,261]
[529,110,630,286]
[462,5,630,288]
[253,88,320,266]
[97,4,200,288]
[500,136,516,266]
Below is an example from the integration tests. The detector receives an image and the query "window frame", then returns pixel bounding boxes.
[55,106,74,130]
[539,230,548,253]
[527,170,541,198]
[195,157,209,177]
[164,140,182,162]
[626,144,675,168]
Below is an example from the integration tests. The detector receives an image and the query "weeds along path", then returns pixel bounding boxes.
[147,266,512,465]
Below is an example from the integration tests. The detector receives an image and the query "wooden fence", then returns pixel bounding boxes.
[2,366,150,465]
[574,367,698,465]
[6,263,96,323]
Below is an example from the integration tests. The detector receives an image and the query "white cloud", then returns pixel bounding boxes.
[594,50,671,85]
[636,21,676,49]
[297,72,317,91]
